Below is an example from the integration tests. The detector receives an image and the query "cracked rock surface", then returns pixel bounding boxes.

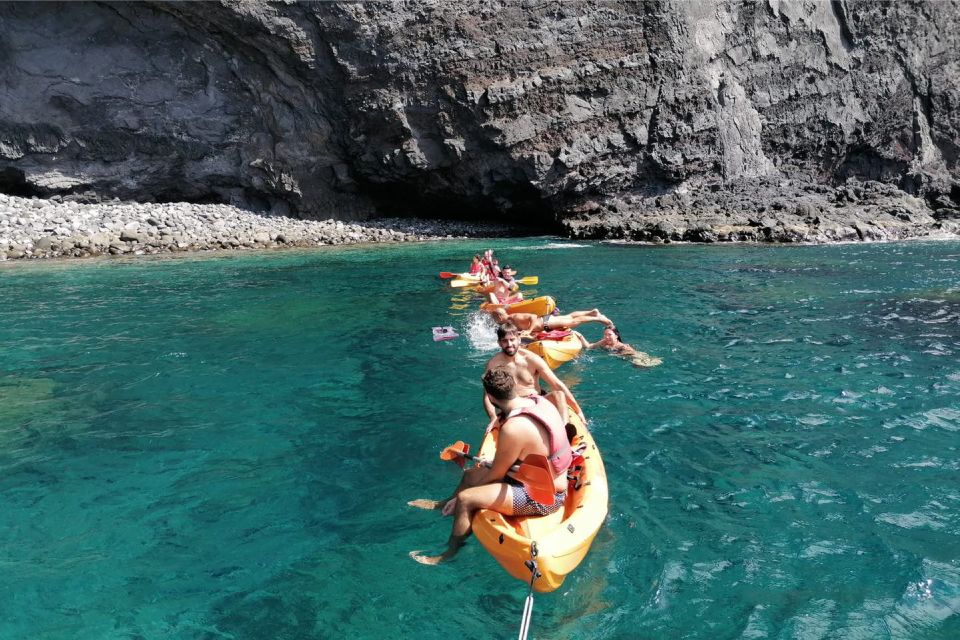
[0,1,958,246]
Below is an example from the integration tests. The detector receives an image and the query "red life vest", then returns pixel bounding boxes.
[502,395,573,474]
[534,329,572,341]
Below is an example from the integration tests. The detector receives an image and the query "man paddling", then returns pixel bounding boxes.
[486,266,524,305]
[488,306,612,336]
[408,367,571,565]
[483,322,585,424]
[498,264,518,288]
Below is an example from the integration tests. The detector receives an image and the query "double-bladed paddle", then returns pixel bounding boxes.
[440,441,557,506]
[450,276,539,288]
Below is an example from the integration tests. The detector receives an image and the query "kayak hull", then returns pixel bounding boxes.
[506,296,555,316]
[482,295,556,317]
[526,334,582,369]
[472,410,608,593]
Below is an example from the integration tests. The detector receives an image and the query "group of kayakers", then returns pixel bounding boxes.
[466,249,525,306]
[409,320,581,564]
[476,249,653,364]
[468,249,500,280]
[409,249,655,565]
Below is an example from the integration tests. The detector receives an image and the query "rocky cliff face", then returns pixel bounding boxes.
[1,1,958,241]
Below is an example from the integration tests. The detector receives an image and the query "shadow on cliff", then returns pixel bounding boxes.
[354,176,562,235]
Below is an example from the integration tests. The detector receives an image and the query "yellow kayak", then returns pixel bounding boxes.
[481,295,556,317]
[526,332,583,369]
[472,410,608,593]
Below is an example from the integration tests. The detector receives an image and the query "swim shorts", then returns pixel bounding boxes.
[507,476,566,516]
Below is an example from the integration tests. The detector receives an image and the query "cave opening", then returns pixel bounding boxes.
[149,189,228,206]
[357,178,561,235]
[0,167,44,198]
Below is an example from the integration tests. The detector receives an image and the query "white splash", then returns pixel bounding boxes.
[509,242,589,250]
[465,311,498,352]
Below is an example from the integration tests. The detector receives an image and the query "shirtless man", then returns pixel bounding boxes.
[498,264,518,288]
[408,367,571,564]
[489,307,612,336]
[486,274,523,305]
[483,322,585,423]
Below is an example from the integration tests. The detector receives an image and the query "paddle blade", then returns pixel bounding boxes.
[440,440,468,461]
[440,441,470,468]
[517,276,539,285]
[439,272,457,279]
[514,454,557,506]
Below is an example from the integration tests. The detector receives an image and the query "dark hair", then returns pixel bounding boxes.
[496,322,518,340]
[482,367,515,400]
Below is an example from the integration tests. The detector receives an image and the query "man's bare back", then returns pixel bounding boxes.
[488,308,611,336]
[495,312,541,334]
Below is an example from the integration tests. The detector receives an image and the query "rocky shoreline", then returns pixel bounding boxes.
[563,179,960,244]
[2,3,959,250]
[0,194,519,261]
[3,184,960,262]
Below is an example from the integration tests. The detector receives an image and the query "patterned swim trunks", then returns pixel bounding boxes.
[507,476,566,517]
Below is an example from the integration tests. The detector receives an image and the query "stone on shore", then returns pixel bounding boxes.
[0,194,517,260]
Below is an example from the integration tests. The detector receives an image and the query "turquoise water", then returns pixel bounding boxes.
[1,239,959,639]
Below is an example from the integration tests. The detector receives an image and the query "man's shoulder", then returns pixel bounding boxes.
[516,348,546,367]
[486,352,510,367]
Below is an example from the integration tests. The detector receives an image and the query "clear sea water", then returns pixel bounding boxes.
[1,238,959,639]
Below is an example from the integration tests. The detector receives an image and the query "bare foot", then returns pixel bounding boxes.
[409,550,447,565]
[407,499,444,510]
[441,497,458,516]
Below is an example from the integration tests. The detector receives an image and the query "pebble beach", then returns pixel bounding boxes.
[0,194,516,261]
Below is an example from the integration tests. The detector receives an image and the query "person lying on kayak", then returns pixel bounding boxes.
[408,366,571,565]
[575,326,663,367]
[484,322,585,424]
[488,307,612,336]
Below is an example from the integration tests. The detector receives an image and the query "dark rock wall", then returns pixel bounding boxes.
[1,1,958,231]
